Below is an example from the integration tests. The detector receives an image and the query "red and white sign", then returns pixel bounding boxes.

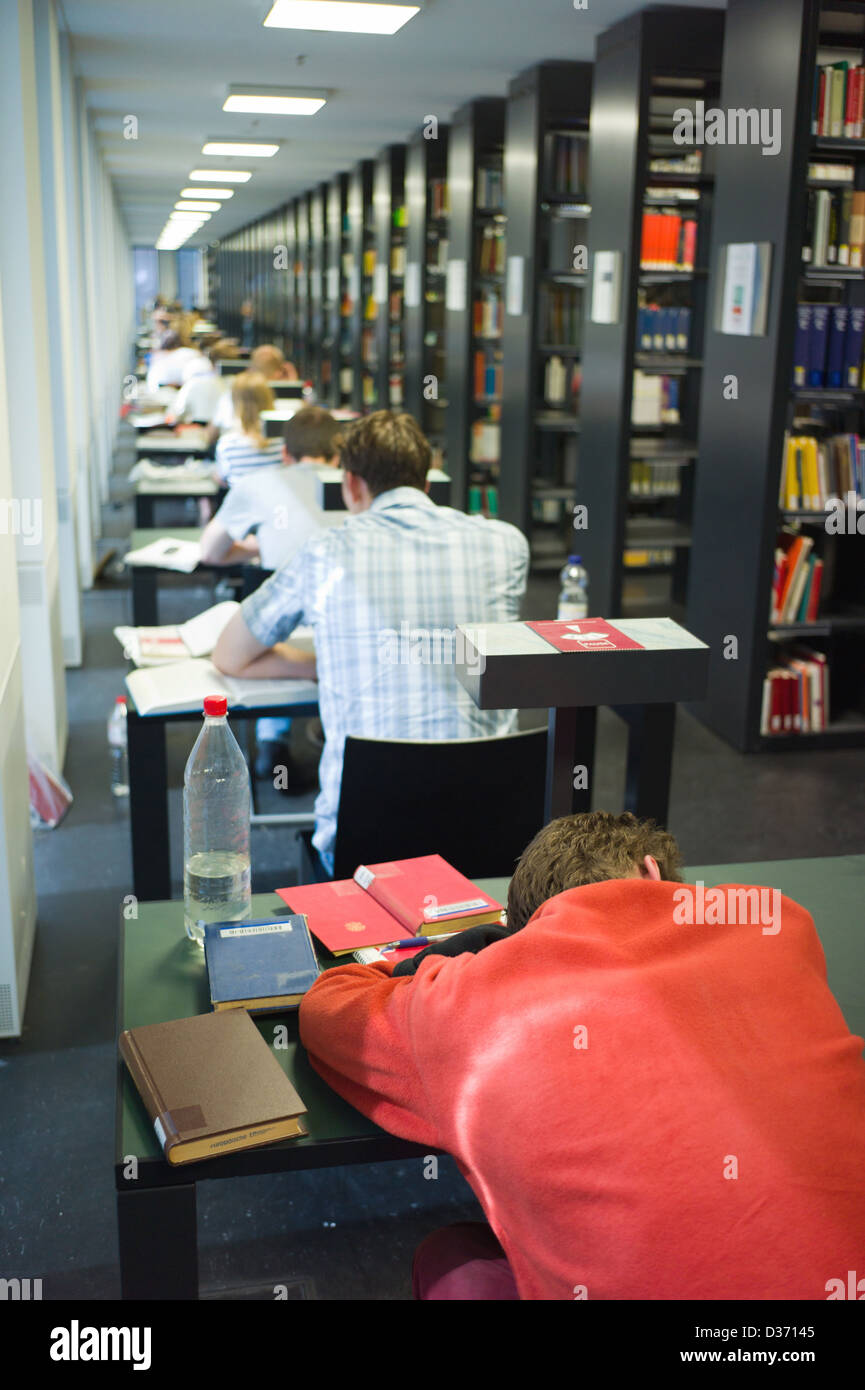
[526,619,645,653]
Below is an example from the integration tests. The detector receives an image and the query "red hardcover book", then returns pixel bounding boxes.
[805,558,824,622]
[640,211,651,267]
[526,618,645,652]
[278,855,503,956]
[856,67,865,139]
[681,219,697,271]
[816,68,827,136]
[845,67,859,138]
[769,669,783,734]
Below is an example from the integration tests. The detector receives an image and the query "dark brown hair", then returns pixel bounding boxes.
[283,406,341,463]
[337,411,431,497]
[506,811,684,933]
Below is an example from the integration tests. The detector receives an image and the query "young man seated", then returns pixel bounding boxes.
[198,406,341,569]
[212,411,530,873]
[296,810,865,1301]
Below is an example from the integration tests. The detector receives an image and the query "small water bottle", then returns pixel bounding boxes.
[183,695,251,947]
[557,555,589,620]
[107,697,129,798]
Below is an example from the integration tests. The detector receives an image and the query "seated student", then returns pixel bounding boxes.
[296,809,865,1301]
[250,343,300,382]
[213,372,284,487]
[145,330,201,391]
[165,341,235,426]
[212,411,529,872]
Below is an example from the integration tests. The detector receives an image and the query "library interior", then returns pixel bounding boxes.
[2,0,865,1319]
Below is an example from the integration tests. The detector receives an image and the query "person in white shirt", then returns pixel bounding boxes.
[213,373,283,486]
[208,344,301,438]
[145,331,202,391]
[165,342,234,426]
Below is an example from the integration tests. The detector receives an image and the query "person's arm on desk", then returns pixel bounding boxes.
[213,609,316,680]
[199,516,261,566]
[214,555,316,679]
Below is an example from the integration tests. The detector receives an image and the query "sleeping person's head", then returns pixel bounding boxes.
[506,810,684,932]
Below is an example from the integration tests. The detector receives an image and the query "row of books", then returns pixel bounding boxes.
[391,245,406,276]
[429,178,448,219]
[546,132,588,196]
[473,290,502,338]
[648,152,702,175]
[543,284,581,343]
[637,304,692,354]
[812,63,865,139]
[470,416,501,465]
[468,483,499,516]
[427,238,449,273]
[473,350,502,400]
[631,371,680,427]
[629,461,681,497]
[476,165,504,211]
[639,212,697,272]
[389,290,402,322]
[802,188,865,268]
[779,432,865,511]
[622,547,674,568]
[543,355,580,407]
[808,160,855,183]
[771,531,823,625]
[761,650,829,736]
[362,247,376,276]
[792,303,865,389]
[478,223,506,274]
[392,205,408,228]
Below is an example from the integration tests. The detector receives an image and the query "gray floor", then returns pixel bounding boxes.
[2,426,865,1299]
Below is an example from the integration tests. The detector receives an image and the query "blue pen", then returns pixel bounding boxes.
[384,932,459,951]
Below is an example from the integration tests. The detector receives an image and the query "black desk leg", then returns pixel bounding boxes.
[135,494,155,527]
[117,1183,198,1299]
[127,709,171,901]
[131,567,158,626]
[545,705,597,822]
[621,702,676,826]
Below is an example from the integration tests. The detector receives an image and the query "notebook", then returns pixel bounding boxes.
[119,1009,307,1165]
[204,915,321,1012]
[280,854,504,956]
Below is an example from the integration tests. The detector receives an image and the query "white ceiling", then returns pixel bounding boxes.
[62,0,726,247]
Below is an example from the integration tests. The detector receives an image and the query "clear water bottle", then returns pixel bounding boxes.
[107,697,129,797]
[183,695,251,948]
[557,555,590,620]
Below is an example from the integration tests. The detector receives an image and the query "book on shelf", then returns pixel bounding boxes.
[640,211,697,271]
[470,416,501,465]
[780,432,864,510]
[472,290,502,338]
[791,303,865,389]
[813,61,865,139]
[637,304,691,354]
[473,350,502,400]
[631,371,680,427]
[476,165,503,211]
[761,648,829,736]
[543,283,581,343]
[278,854,504,956]
[125,657,318,717]
[647,152,702,175]
[629,462,681,497]
[802,189,865,267]
[546,132,588,196]
[429,178,449,218]
[809,160,855,183]
[770,530,819,624]
[204,914,321,1013]
[477,223,506,274]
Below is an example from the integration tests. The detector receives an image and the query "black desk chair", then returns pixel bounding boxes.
[297,727,548,883]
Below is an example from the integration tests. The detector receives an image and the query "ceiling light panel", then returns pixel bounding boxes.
[263,1,419,34]
[188,169,252,182]
[201,141,279,157]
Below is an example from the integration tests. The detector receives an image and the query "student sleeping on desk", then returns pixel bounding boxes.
[296,809,865,1302]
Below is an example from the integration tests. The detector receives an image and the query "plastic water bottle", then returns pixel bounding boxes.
[183,695,251,947]
[107,697,129,798]
[557,555,590,620]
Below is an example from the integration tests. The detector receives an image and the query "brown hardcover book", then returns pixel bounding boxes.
[119,1009,307,1165]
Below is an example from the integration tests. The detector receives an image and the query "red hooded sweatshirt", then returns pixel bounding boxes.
[298,879,865,1299]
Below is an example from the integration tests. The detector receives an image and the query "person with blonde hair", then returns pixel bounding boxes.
[213,371,283,486]
[250,343,299,382]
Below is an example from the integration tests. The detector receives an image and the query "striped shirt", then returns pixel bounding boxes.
[215,430,284,487]
[241,487,529,862]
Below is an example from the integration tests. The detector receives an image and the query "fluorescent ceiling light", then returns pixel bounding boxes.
[189,169,252,182]
[223,86,326,116]
[169,212,210,223]
[263,1,419,34]
[180,187,234,199]
[175,200,221,211]
[201,140,279,157]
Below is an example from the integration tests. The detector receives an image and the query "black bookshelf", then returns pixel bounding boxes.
[444,97,507,514]
[371,145,407,410]
[499,61,593,571]
[687,0,865,750]
[404,122,450,456]
[577,6,724,621]
[296,195,311,379]
[308,185,327,398]
[325,173,349,408]
[347,159,375,413]
[283,202,299,369]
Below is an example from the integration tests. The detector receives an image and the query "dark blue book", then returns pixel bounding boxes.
[204,915,321,1014]
[844,306,865,389]
[809,304,831,387]
[826,306,848,388]
[792,304,811,388]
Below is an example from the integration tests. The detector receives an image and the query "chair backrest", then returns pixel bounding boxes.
[332,728,548,880]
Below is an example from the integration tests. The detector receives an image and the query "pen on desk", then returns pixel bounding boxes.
[383,932,460,951]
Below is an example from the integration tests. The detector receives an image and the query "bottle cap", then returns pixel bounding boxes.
[568,554,582,564]
[203,695,228,717]
[115,696,126,705]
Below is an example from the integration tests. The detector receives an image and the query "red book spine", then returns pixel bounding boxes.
[816,69,827,135]
[857,67,865,139]
[845,67,859,137]
[682,219,697,271]
[806,558,824,621]
[769,671,782,734]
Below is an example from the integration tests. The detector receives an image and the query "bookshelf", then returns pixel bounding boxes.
[687,0,865,750]
[404,123,449,457]
[444,97,507,514]
[499,61,593,570]
[347,159,375,414]
[372,145,407,410]
[282,202,299,369]
[309,184,327,398]
[295,196,311,379]
[325,173,350,408]
[577,6,724,620]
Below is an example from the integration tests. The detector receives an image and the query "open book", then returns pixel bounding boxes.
[126,657,318,716]
[114,601,240,666]
[124,537,202,572]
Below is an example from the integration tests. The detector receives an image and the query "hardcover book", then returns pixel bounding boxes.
[204,915,321,1012]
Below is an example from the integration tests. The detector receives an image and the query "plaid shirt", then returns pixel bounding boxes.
[241,487,529,860]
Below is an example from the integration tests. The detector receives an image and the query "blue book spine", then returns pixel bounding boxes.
[676,307,690,353]
[637,306,651,351]
[809,304,831,387]
[793,304,811,388]
[826,306,848,388]
[652,307,664,351]
[663,308,677,352]
[844,306,865,388]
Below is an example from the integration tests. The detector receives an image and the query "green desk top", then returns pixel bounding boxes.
[130,527,202,550]
[118,859,865,1171]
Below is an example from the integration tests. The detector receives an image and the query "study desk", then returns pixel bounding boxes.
[317,466,451,510]
[126,692,319,902]
[128,528,239,627]
[114,856,865,1299]
[134,476,223,528]
[135,429,210,459]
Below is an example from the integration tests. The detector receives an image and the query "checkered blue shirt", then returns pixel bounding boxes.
[241,487,529,860]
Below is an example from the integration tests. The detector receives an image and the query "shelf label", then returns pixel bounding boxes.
[445,258,466,312]
[506,256,524,316]
[590,250,622,324]
[404,261,421,308]
[373,262,388,305]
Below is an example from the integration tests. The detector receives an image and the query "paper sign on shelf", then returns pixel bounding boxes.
[445,259,467,312]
